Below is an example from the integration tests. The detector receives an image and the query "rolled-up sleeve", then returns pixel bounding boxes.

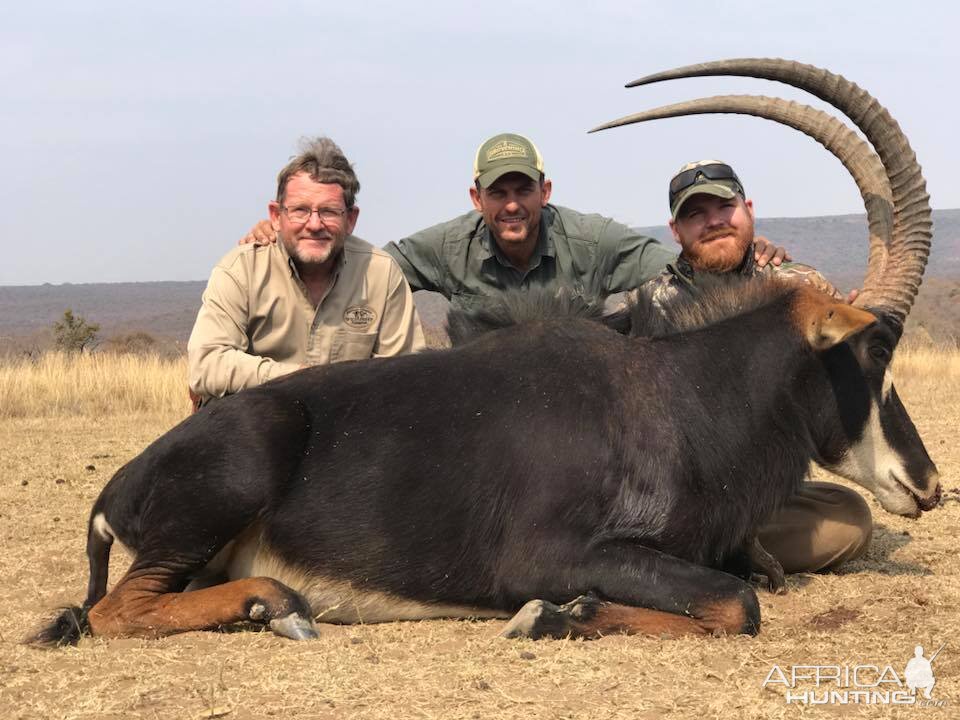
[187,265,301,398]
[383,227,447,295]
[599,219,678,293]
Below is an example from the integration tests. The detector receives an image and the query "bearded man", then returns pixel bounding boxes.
[647,159,841,309]
[188,137,425,406]
[644,160,872,577]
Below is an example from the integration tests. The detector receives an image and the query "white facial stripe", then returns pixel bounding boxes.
[225,532,507,624]
[827,396,917,516]
[882,369,894,405]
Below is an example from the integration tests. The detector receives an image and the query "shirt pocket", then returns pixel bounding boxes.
[329,327,378,363]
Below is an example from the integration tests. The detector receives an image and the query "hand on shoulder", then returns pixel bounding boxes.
[239,219,277,246]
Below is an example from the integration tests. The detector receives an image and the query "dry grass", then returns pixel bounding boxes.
[894,344,960,398]
[1,348,958,718]
[0,351,189,420]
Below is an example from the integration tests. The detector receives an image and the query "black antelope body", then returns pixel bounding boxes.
[32,59,940,646]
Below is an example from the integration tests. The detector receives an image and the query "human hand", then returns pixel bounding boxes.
[239,219,277,246]
[753,236,792,268]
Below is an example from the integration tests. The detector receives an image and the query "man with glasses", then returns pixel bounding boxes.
[188,137,425,407]
[645,159,871,579]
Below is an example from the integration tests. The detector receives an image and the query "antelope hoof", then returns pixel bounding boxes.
[748,538,787,594]
[501,599,565,640]
[500,594,601,640]
[766,564,787,594]
[269,612,318,640]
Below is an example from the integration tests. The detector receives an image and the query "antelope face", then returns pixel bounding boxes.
[814,320,940,518]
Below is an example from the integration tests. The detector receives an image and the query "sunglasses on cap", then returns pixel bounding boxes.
[668,163,744,208]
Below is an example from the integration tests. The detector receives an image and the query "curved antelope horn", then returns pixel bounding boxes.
[610,59,931,329]
[589,95,894,313]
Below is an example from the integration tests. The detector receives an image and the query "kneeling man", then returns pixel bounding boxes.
[646,160,872,575]
[188,137,425,405]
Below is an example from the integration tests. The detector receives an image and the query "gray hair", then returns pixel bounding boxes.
[276,137,360,207]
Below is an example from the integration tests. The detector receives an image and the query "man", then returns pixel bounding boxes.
[189,137,425,405]
[645,159,872,575]
[386,133,680,310]
[243,133,786,309]
[647,158,846,309]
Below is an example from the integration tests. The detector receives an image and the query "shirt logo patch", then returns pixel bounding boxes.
[486,140,528,162]
[343,305,377,329]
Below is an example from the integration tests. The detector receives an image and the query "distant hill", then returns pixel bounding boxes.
[0,281,204,341]
[1,209,957,348]
[636,207,960,284]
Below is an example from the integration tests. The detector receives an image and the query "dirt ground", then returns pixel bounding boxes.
[1,370,958,719]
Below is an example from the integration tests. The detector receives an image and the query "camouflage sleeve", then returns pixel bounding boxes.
[644,272,684,315]
[605,270,678,316]
[769,263,845,300]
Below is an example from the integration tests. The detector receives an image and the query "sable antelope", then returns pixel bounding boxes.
[31,59,939,646]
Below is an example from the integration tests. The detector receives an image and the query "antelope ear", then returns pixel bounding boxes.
[807,304,876,350]
[792,287,876,350]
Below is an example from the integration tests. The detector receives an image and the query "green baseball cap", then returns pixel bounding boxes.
[473,133,544,189]
[669,160,745,220]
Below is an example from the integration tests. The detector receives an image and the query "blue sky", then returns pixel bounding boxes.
[2,1,956,285]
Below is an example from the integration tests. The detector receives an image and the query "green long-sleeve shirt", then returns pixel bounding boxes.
[384,204,677,311]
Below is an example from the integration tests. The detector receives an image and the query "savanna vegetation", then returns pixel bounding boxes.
[0,340,958,718]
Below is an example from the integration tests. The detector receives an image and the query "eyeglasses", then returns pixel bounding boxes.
[281,206,347,224]
[668,163,743,207]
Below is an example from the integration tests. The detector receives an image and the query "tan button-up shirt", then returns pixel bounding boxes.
[188,235,426,399]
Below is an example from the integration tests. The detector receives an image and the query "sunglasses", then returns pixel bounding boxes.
[669,163,744,207]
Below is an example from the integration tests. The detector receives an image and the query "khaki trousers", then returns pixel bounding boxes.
[759,481,873,573]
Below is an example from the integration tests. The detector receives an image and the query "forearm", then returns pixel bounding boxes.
[188,345,301,398]
[187,263,301,398]
[604,227,678,293]
[383,238,445,296]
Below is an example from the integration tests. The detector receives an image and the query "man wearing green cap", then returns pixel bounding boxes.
[243,133,786,310]
[644,159,871,579]
[379,132,673,311]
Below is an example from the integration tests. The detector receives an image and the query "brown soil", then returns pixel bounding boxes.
[2,374,958,719]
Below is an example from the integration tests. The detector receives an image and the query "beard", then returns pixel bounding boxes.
[282,230,344,269]
[684,225,753,273]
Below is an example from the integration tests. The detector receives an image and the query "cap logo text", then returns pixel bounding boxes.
[486,140,528,162]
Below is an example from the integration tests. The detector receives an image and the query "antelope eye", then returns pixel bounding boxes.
[868,344,891,362]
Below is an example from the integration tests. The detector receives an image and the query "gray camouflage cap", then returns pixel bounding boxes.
[669,160,744,220]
